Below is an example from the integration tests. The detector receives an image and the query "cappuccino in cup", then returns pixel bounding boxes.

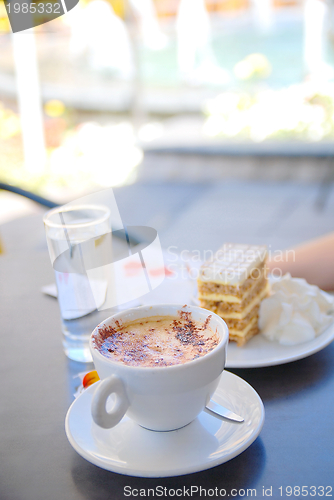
[93,313,219,367]
[90,304,228,431]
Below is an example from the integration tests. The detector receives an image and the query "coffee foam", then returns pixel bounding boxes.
[93,314,219,367]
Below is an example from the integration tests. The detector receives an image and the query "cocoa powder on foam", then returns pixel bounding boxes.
[93,314,219,367]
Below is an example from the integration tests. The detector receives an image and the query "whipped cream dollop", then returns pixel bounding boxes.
[259,274,334,345]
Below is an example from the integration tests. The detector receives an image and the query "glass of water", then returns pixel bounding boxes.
[43,204,112,362]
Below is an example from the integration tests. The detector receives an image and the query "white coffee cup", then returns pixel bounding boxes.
[89,304,228,431]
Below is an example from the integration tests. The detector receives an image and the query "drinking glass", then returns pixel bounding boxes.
[43,204,113,362]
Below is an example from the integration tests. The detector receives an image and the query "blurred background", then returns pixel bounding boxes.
[1,0,334,225]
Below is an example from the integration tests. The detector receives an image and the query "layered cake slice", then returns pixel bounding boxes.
[198,244,268,346]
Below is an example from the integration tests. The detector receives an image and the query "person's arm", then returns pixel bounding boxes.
[267,232,334,291]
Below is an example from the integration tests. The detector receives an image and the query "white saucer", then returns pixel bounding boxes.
[65,371,264,477]
[226,321,334,368]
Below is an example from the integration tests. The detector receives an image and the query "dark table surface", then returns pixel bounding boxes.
[1,180,334,500]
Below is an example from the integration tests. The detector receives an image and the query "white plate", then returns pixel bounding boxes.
[65,371,264,477]
[226,320,334,368]
[191,278,334,369]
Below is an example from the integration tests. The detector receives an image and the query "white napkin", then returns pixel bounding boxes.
[259,273,334,345]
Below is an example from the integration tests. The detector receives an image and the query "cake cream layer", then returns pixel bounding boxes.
[200,302,258,333]
[197,262,266,300]
[199,282,269,320]
[223,306,259,331]
[228,315,258,337]
[199,243,267,286]
[198,272,266,305]
[199,293,260,325]
[229,322,259,347]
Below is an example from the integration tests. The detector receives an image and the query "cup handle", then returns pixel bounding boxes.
[91,375,129,429]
